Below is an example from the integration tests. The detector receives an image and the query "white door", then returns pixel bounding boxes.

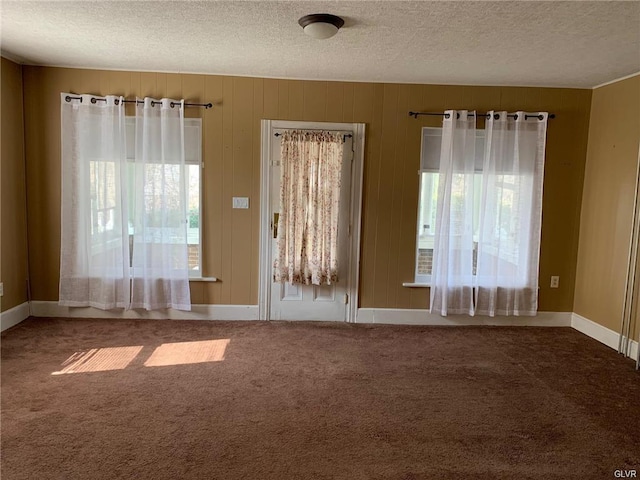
[269,129,353,321]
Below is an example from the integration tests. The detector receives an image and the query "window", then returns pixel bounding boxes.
[124,117,202,277]
[414,127,484,284]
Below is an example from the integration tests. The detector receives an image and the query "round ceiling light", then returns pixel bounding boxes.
[298,13,345,40]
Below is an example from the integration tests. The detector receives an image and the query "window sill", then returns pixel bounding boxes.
[403,282,541,290]
[189,277,218,282]
[402,282,430,288]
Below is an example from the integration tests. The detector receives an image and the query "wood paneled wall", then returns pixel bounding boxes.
[22,66,592,310]
[574,75,640,334]
[1,57,29,312]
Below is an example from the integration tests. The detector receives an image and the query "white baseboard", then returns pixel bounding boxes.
[30,301,259,321]
[0,302,30,331]
[356,308,572,326]
[15,302,640,360]
[571,312,639,359]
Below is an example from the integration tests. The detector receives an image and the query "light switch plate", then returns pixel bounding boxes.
[0,282,4,297]
[232,197,249,209]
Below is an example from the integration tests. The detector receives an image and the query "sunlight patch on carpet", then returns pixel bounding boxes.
[144,339,230,367]
[52,346,144,375]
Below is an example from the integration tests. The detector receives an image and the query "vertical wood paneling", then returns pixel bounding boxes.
[422,85,448,115]
[1,58,28,311]
[574,76,638,331]
[219,76,234,304]
[139,72,157,98]
[22,67,43,298]
[410,288,429,309]
[373,84,400,306]
[302,81,327,121]
[230,77,254,304]
[386,84,411,307]
[469,86,501,113]
[263,79,279,119]
[181,74,205,119]
[396,84,424,308]
[341,83,355,123]
[22,66,594,311]
[202,75,224,304]
[189,281,204,304]
[250,78,264,303]
[166,73,182,99]
[155,73,167,98]
[444,85,470,112]
[325,82,344,122]
[107,71,132,98]
[288,80,304,120]
[355,82,382,308]
[40,68,66,300]
[277,80,289,120]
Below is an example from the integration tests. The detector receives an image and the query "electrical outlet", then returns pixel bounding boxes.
[550,276,560,288]
[0,282,4,296]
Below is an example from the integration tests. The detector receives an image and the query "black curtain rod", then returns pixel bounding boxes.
[274,129,353,142]
[274,132,353,138]
[64,95,213,109]
[408,111,555,120]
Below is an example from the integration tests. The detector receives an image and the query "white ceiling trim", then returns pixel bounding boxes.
[1,1,638,89]
[1,59,597,91]
[592,70,640,90]
[0,50,27,66]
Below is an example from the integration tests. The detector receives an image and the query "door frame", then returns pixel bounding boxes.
[258,120,366,323]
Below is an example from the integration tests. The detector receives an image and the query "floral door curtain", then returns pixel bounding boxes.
[273,130,345,286]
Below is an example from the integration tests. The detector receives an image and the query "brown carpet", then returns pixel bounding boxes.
[2,317,639,480]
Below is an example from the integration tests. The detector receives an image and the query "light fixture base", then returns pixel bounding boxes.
[298,13,345,39]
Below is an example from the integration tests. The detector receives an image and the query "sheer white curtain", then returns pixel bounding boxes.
[475,111,548,315]
[430,111,477,316]
[59,93,130,309]
[130,98,191,310]
[430,110,548,317]
[273,130,344,285]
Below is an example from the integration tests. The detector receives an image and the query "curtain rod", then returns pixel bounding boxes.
[64,95,213,109]
[408,111,555,120]
[274,128,353,138]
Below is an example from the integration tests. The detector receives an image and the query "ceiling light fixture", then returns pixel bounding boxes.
[298,13,345,40]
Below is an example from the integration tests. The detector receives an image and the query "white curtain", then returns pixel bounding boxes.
[430,110,548,316]
[59,93,130,309]
[273,130,344,285]
[475,111,548,315]
[130,98,191,310]
[430,111,477,315]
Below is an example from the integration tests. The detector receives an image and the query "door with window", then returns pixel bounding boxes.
[269,127,353,321]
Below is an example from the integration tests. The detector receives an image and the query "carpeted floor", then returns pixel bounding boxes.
[1,317,639,480]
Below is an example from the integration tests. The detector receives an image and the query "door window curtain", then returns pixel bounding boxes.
[130,98,191,310]
[430,110,548,316]
[273,130,344,286]
[59,93,130,309]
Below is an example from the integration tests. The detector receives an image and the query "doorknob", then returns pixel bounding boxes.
[273,212,280,239]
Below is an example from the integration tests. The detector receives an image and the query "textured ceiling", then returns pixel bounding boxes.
[1,1,639,88]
